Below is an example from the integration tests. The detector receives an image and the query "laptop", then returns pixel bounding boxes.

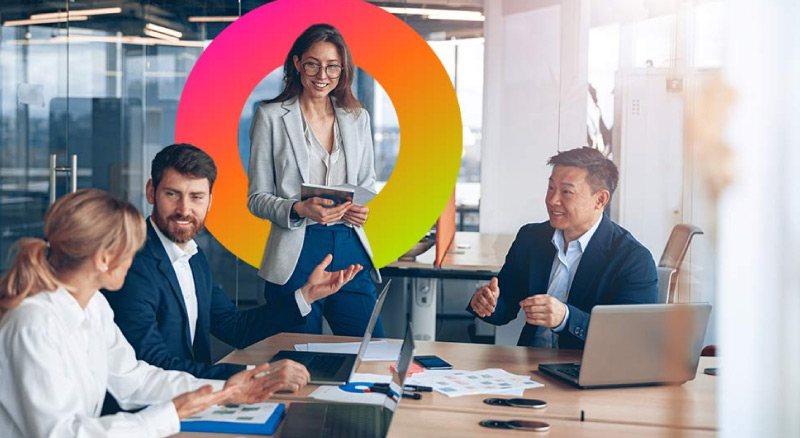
[281,322,415,438]
[538,303,711,389]
[270,280,391,385]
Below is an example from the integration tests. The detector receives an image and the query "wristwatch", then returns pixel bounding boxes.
[290,201,301,220]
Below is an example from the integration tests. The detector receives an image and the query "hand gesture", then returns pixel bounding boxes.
[301,254,362,304]
[172,384,238,419]
[518,295,567,328]
[343,204,369,227]
[294,197,351,225]
[470,277,500,317]
[222,360,311,404]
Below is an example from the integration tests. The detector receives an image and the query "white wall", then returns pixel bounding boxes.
[720,1,800,437]
[480,0,589,235]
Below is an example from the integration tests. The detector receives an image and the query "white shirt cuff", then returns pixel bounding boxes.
[552,305,570,333]
[294,288,312,316]
[140,401,180,437]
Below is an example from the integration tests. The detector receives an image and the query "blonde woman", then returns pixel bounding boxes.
[0,189,308,438]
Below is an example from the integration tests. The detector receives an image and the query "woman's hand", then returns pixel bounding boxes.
[294,197,351,224]
[222,361,310,404]
[343,204,369,227]
[172,385,238,419]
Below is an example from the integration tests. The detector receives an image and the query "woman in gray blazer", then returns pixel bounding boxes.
[247,24,383,337]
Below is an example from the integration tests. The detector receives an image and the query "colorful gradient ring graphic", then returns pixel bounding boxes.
[176,0,462,268]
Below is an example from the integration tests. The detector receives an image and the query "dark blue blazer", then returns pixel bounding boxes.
[468,214,657,349]
[103,220,304,379]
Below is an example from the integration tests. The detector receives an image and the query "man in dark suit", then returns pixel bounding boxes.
[103,143,362,381]
[468,147,657,349]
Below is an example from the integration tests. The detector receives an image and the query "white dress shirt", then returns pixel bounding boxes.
[532,216,603,348]
[0,287,224,438]
[151,217,199,344]
[301,107,349,227]
[302,108,346,188]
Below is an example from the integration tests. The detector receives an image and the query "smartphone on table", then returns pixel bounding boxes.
[414,355,453,370]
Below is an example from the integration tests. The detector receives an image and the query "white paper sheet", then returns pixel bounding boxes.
[293,340,401,361]
[182,402,281,424]
[405,368,543,397]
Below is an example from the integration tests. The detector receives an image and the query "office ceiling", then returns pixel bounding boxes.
[0,0,485,40]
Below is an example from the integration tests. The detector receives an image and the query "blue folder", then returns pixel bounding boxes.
[180,403,285,435]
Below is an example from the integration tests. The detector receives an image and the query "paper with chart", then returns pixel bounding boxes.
[405,368,544,397]
[310,373,394,405]
[182,402,281,424]
[294,340,401,361]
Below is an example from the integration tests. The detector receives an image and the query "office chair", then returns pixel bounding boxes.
[657,224,704,303]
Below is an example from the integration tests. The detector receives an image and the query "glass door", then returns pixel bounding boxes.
[0,5,70,270]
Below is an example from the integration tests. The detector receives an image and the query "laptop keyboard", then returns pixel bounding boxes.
[308,355,346,376]
[323,404,383,438]
[558,364,582,378]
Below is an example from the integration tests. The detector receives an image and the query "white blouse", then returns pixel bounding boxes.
[0,287,224,438]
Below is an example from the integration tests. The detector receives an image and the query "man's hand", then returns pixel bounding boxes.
[301,254,362,304]
[222,360,310,404]
[294,197,351,225]
[470,277,500,318]
[342,204,369,227]
[172,385,238,419]
[519,295,567,328]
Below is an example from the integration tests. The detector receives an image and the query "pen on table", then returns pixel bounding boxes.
[404,384,433,392]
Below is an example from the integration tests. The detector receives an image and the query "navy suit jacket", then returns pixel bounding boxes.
[103,220,304,379]
[468,214,657,349]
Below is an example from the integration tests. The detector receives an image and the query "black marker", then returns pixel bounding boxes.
[404,385,433,392]
[402,391,422,400]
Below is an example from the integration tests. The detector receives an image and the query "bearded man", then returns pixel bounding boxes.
[102,143,361,381]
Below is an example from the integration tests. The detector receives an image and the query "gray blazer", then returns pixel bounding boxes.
[247,97,380,285]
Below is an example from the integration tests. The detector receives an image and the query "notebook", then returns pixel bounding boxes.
[180,402,285,435]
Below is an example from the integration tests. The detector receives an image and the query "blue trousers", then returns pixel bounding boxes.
[264,224,384,337]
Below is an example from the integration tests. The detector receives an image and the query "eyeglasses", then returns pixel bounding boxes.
[301,62,343,79]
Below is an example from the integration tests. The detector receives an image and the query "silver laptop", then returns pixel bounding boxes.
[281,322,416,438]
[538,303,711,389]
[270,280,391,385]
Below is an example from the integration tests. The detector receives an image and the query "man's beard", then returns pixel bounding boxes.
[152,205,204,244]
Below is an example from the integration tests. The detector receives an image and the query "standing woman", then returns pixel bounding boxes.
[248,23,383,337]
[0,189,308,438]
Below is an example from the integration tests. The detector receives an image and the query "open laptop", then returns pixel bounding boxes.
[281,322,415,438]
[270,280,391,385]
[538,303,711,389]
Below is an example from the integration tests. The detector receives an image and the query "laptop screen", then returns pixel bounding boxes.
[382,322,415,414]
[350,280,392,375]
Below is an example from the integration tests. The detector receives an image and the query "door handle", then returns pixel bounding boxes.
[49,154,78,205]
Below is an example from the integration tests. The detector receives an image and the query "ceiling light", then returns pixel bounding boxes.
[30,7,122,20]
[144,29,180,42]
[3,16,89,26]
[426,14,485,22]
[381,7,484,22]
[188,16,239,23]
[49,34,204,48]
[145,23,182,38]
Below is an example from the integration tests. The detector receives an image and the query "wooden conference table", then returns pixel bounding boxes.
[175,333,717,438]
